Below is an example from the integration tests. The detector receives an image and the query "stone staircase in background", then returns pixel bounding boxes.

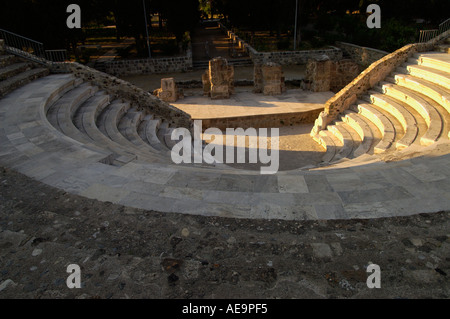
[0,54,49,97]
[312,49,450,166]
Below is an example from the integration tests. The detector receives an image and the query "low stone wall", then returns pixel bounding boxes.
[336,42,389,68]
[0,39,5,54]
[220,23,343,65]
[48,62,192,129]
[311,40,439,135]
[199,109,323,131]
[249,47,342,65]
[305,58,360,93]
[103,50,193,76]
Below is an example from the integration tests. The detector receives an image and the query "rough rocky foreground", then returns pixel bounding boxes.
[0,166,448,299]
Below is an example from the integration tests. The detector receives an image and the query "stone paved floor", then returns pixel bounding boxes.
[0,166,448,299]
[171,89,333,119]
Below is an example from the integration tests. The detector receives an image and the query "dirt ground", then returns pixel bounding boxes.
[0,165,449,300]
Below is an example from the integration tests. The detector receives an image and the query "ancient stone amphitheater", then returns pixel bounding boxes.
[0,34,449,221]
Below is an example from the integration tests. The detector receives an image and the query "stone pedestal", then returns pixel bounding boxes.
[254,62,285,95]
[202,57,234,99]
[306,55,360,93]
[155,78,183,103]
[306,55,332,92]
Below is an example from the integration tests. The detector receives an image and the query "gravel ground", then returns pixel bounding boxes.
[0,166,449,300]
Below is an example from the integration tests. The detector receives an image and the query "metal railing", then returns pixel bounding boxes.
[419,29,439,43]
[439,18,450,35]
[0,28,67,63]
[418,17,450,43]
[45,50,68,62]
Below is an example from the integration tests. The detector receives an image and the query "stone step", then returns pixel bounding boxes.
[59,93,106,145]
[314,130,338,163]
[118,110,163,154]
[335,121,362,158]
[361,102,406,151]
[365,92,418,149]
[157,121,171,149]
[137,114,154,143]
[0,55,16,68]
[0,67,49,97]
[400,63,450,90]
[78,97,149,166]
[380,82,443,145]
[391,73,450,114]
[0,62,30,81]
[73,92,110,136]
[413,52,450,73]
[1,74,115,163]
[164,128,179,150]
[47,83,98,133]
[327,124,354,160]
[353,103,396,153]
[341,111,375,157]
[100,103,167,162]
[145,118,170,152]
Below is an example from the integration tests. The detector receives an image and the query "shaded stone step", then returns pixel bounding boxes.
[47,83,98,132]
[0,55,16,68]
[327,123,354,160]
[313,130,338,163]
[0,62,30,81]
[0,67,49,97]
[341,111,375,157]
[335,121,362,158]
[0,74,115,163]
[137,114,154,143]
[366,91,418,149]
[99,102,167,162]
[157,120,171,149]
[118,109,163,154]
[141,117,170,152]
[73,92,110,136]
[352,103,396,153]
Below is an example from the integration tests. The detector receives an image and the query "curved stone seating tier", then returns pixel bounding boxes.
[312,51,450,165]
[1,50,450,221]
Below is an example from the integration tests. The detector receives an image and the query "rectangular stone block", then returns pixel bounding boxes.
[203,57,234,99]
[156,77,183,102]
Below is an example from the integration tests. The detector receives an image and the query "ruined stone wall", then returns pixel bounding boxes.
[336,42,389,68]
[329,59,361,92]
[254,63,286,95]
[249,48,343,65]
[103,50,193,76]
[202,57,234,99]
[305,58,360,93]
